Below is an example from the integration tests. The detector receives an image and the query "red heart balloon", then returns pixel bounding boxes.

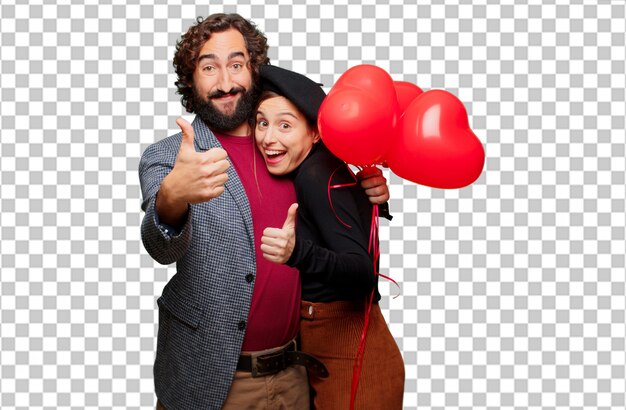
[386,90,485,189]
[393,81,423,114]
[332,65,396,99]
[331,64,399,128]
[318,86,394,166]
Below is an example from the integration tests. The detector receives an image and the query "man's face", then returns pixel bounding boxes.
[192,29,257,133]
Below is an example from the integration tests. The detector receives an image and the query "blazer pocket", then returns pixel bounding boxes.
[157,286,204,329]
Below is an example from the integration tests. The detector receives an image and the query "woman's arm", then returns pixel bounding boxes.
[288,163,377,294]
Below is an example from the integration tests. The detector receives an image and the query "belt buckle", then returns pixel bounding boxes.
[250,350,287,377]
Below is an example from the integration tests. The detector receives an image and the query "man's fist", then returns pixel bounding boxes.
[170,117,230,204]
[156,118,231,227]
[357,167,390,205]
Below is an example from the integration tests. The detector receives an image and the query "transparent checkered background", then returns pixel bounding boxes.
[1,0,625,409]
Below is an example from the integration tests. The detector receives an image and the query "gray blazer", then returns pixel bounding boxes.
[139,118,256,409]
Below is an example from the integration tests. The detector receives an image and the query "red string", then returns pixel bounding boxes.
[326,165,399,409]
[327,165,358,229]
[349,204,380,410]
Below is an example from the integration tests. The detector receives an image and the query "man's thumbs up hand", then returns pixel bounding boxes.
[156,118,230,226]
[166,117,230,205]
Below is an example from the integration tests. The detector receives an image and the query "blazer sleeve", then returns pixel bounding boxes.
[138,137,193,265]
[287,164,376,294]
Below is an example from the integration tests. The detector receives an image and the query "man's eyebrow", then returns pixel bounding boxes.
[197,53,217,63]
[228,51,246,60]
[197,51,246,63]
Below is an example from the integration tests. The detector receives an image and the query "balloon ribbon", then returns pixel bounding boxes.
[326,165,399,409]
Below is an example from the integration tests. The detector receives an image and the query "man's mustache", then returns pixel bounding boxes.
[208,87,245,99]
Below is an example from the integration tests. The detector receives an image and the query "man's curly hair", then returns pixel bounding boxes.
[173,13,270,113]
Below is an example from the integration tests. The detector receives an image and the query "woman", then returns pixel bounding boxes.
[255,65,405,409]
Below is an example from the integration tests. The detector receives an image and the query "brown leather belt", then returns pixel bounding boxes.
[237,339,328,379]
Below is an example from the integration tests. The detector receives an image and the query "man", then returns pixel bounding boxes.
[139,13,390,409]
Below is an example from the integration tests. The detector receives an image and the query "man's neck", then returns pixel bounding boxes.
[216,122,252,137]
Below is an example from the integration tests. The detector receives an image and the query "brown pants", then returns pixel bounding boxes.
[300,300,405,410]
[156,358,309,410]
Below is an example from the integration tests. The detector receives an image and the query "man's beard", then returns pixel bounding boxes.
[193,85,260,133]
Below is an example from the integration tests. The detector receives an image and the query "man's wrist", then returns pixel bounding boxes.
[155,182,189,228]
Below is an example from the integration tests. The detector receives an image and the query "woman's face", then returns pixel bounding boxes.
[255,96,320,175]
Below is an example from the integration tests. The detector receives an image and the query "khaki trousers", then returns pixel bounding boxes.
[156,360,309,410]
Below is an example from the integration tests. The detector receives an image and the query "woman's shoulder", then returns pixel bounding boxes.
[294,144,356,192]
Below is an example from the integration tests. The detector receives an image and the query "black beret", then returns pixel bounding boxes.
[259,65,326,126]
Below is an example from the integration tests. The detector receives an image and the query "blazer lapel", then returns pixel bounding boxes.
[192,117,255,251]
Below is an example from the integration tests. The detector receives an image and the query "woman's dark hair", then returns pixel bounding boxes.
[173,13,270,113]
[255,90,319,130]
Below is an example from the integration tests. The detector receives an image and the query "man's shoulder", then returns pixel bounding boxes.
[141,132,184,159]
[150,132,185,150]
[141,118,215,160]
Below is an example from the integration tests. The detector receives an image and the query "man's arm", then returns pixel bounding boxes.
[155,118,229,226]
[139,118,230,265]
[357,167,392,220]
[139,141,194,265]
